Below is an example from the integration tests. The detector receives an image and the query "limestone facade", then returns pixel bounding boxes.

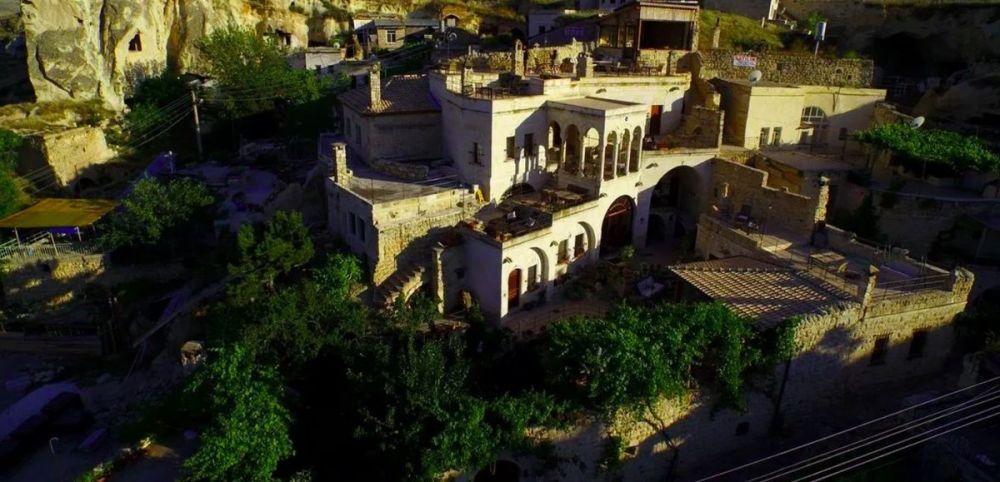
[17,127,118,189]
[712,78,886,152]
[694,49,875,88]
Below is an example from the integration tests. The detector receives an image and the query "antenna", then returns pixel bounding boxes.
[909,116,926,129]
[749,70,763,85]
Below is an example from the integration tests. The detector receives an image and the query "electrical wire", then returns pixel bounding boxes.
[752,389,1000,481]
[793,405,1000,482]
[694,375,1000,481]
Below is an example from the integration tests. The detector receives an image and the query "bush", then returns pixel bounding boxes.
[853,123,1000,174]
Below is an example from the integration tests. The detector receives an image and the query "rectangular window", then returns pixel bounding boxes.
[357,216,366,241]
[760,127,770,147]
[524,133,535,157]
[386,30,397,43]
[574,233,585,258]
[345,118,351,137]
[348,212,357,236]
[772,127,782,146]
[471,142,482,165]
[870,335,890,366]
[558,239,569,264]
[908,330,928,360]
[527,265,538,291]
[506,136,516,159]
[839,127,849,141]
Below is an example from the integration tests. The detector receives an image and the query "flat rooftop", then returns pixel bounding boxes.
[320,134,462,203]
[670,256,850,325]
[548,96,644,113]
[761,149,855,172]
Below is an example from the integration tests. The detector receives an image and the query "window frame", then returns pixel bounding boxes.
[908,330,928,360]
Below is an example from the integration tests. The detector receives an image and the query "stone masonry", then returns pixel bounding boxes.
[694,49,875,87]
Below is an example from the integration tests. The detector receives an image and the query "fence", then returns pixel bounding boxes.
[0,231,103,265]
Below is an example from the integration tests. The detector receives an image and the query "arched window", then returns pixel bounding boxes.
[801,106,828,126]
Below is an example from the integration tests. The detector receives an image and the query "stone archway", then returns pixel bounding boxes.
[601,195,635,256]
[647,166,702,248]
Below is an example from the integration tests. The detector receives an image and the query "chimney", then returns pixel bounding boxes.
[512,39,525,77]
[330,142,352,185]
[369,62,382,107]
[576,52,593,78]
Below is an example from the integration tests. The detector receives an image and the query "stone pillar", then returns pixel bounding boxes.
[598,141,607,180]
[560,140,567,168]
[577,135,585,175]
[432,246,445,313]
[948,267,975,299]
[369,62,381,107]
[513,40,525,77]
[711,19,721,49]
[331,142,352,185]
[576,53,593,78]
[860,265,879,309]
[814,176,831,225]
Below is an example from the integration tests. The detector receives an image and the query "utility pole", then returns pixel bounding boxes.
[190,84,204,161]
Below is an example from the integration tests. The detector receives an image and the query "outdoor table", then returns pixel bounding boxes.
[810,250,848,271]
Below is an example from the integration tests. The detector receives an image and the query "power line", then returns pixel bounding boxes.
[752,389,1000,481]
[793,405,1000,482]
[695,375,1000,481]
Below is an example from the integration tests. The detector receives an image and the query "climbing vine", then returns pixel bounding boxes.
[853,123,1000,174]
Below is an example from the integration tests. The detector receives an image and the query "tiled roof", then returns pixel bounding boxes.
[670,256,847,325]
[339,75,440,115]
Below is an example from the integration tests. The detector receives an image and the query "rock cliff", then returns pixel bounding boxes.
[21,0,385,109]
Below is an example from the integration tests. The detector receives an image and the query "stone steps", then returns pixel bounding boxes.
[373,262,428,307]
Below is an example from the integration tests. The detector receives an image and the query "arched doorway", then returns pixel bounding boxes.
[564,124,580,175]
[548,122,562,168]
[647,166,701,252]
[475,460,521,482]
[601,195,634,256]
[507,269,522,311]
[604,132,617,180]
[583,128,600,178]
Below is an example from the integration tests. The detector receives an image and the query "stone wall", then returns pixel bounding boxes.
[370,188,476,285]
[836,181,1000,257]
[702,0,777,20]
[18,127,118,189]
[693,49,874,87]
[2,254,185,306]
[488,266,973,481]
[709,158,825,235]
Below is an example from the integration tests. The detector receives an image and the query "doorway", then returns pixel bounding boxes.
[507,269,521,310]
[601,196,635,256]
[649,105,663,137]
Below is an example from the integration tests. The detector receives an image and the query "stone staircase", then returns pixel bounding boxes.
[373,261,430,307]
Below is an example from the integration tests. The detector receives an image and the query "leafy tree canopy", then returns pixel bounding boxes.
[198,27,330,117]
[227,210,314,304]
[99,177,215,249]
[544,302,781,417]
[183,343,294,482]
[853,123,1000,174]
[0,129,25,218]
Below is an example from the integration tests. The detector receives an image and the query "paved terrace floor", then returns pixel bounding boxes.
[319,134,463,203]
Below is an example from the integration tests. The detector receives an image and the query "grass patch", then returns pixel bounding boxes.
[698,9,789,51]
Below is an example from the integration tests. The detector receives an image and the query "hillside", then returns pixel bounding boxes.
[698,9,790,51]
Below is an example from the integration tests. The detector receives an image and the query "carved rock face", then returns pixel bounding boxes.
[20,0,342,110]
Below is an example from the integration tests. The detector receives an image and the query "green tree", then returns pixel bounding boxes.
[198,27,329,118]
[99,178,215,249]
[543,302,773,476]
[183,343,294,482]
[227,210,314,304]
[215,254,370,369]
[0,129,25,218]
[346,331,560,482]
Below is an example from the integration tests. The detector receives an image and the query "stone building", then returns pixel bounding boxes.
[354,17,439,54]
[712,78,886,152]
[323,0,897,327]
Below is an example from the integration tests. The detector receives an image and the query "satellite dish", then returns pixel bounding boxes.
[909,116,926,129]
[749,70,763,85]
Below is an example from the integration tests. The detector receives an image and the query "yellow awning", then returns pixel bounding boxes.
[0,198,119,229]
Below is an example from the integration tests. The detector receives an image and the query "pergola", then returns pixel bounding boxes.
[0,198,118,248]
